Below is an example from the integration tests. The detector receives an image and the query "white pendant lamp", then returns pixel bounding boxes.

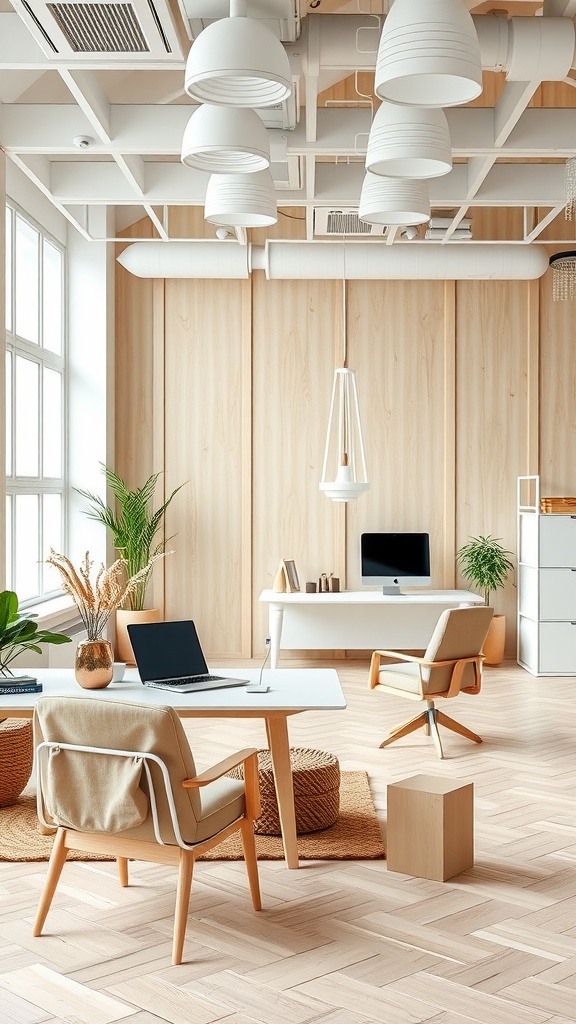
[320,281,369,503]
[375,0,482,108]
[184,7,292,109]
[182,104,270,173]
[204,169,277,228]
[366,103,452,179]
[359,172,430,227]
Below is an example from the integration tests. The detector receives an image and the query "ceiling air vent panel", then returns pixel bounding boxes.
[12,0,186,59]
[314,208,387,237]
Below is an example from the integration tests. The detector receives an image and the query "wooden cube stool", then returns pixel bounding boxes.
[232,747,340,835]
[387,774,473,881]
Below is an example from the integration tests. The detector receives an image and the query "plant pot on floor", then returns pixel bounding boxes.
[482,614,506,666]
[116,609,161,665]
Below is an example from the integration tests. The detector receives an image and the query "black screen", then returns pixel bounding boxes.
[361,533,430,578]
[127,619,208,681]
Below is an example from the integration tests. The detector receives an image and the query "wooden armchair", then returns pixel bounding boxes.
[32,695,261,965]
[368,606,494,758]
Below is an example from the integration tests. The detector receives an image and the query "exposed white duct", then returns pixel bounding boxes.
[118,240,549,280]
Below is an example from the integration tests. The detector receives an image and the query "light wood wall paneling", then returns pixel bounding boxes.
[455,281,532,651]
[251,277,341,654]
[240,276,253,656]
[443,281,457,588]
[151,278,165,615]
[526,279,539,477]
[347,280,449,590]
[539,272,576,495]
[0,153,5,588]
[163,278,245,658]
[115,220,155,489]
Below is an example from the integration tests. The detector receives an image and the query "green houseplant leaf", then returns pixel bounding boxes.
[76,466,185,611]
[456,534,514,607]
[0,590,72,675]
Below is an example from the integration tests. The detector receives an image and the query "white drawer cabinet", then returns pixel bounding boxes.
[518,500,576,675]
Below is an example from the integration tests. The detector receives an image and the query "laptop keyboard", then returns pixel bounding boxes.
[149,674,226,687]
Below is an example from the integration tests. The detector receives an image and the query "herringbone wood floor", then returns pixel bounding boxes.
[1,659,576,1024]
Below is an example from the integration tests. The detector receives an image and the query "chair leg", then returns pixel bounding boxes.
[172,850,194,966]
[426,706,444,760]
[435,710,482,744]
[32,827,69,937]
[117,857,129,887]
[379,710,429,748]
[240,819,262,911]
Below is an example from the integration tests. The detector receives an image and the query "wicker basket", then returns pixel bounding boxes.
[231,747,340,836]
[0,718,34,808]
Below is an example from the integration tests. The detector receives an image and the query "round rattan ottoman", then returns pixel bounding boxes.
[0,718,34,807]
[234,747,340,836]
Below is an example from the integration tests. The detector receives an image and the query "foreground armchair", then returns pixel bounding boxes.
[368,606,494,759]
[32,695,261,965]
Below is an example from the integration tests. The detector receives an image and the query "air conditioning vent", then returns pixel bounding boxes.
[11,0,186,59]
[314,208,387,237]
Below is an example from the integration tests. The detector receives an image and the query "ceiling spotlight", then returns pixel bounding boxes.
[73,135,92,149]
[215,227,233,239]
[375,0,482,108]
[181,104,270,174]
[403,226,419,240]
[184,13,292,108]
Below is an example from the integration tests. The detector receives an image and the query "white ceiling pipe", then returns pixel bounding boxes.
[116,240,548,280]
[116,241,251,278]
[296,14,576,81]
[263,241,549,280]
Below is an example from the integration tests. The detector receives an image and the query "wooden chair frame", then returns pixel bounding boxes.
[368,649,485,759]
[33,742,261,965]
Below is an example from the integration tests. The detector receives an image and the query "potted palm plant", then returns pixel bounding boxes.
[456,534,514,666]
[77,466,185,663]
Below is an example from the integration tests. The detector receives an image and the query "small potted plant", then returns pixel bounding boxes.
[76,466,185,663]
[456,534,514,665]
[0,590,72,679]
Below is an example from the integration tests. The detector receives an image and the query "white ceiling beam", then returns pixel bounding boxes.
[114,154,147,195]
[524,204,566,241]
[58,69,112,143]
[543,0,576,16]
[494,80,542,148]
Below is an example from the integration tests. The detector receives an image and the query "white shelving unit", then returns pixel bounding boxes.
[517,476,576,676]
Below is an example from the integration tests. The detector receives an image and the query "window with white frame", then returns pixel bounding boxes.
[5,203,66,604]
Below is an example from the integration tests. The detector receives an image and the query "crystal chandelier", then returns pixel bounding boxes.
[549,251,576,301]
[566,157,576,221]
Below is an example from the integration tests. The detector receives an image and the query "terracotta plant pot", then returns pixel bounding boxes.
[116,608,161,665]
[75,638,114,689]
[482,614,506,666]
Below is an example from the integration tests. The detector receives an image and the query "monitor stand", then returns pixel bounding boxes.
[382,585,403,596]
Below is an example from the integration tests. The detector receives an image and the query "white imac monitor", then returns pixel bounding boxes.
[361,532,431,595]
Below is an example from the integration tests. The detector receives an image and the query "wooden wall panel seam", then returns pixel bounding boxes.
[152,277,166,616]
[443,280,457,588]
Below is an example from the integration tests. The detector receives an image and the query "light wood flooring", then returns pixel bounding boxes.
[1,659,576,1024]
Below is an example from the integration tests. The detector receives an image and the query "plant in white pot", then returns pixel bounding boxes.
[456,534,514,666]
[77,466,185,664]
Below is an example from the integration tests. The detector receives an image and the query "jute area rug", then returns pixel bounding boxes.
[0,771,385,863]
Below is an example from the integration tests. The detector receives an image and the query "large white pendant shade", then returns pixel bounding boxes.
[375,0,482,108]
[204,170,277,228]
[359,172,430,227]
[184,16,293,108]
[320,368,370,502]
[181,104,270,173]
[366,103,452,179]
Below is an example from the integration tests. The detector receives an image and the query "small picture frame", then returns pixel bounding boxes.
[272,559,301,593]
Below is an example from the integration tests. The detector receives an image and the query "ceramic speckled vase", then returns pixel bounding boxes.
[74,638,114,689]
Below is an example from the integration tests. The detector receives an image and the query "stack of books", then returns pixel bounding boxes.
[0,675,42,695]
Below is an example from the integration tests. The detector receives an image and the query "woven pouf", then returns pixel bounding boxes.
[234,747,340,836]
[0,718,34,808]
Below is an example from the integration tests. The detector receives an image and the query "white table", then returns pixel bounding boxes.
[260,589,484,668]
[0,667,346,870]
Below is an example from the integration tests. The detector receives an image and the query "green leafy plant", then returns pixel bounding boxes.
[456,534,514,607]
[77,466,185,611]
[0,590,72,675]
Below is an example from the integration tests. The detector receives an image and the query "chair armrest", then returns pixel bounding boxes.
[182,748,257,788]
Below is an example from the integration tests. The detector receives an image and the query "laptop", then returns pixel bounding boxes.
[127,619,249,692]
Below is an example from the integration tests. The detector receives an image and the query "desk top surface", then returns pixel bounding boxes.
[260,589,483,605]
[0,667,347,717]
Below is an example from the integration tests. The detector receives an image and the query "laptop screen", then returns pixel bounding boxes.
[127,620,209,682]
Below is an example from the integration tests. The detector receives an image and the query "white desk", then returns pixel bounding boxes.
[0,667,346,870]
[260,589,484,668]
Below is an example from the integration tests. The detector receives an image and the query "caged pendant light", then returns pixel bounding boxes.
[320,278,370,502]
